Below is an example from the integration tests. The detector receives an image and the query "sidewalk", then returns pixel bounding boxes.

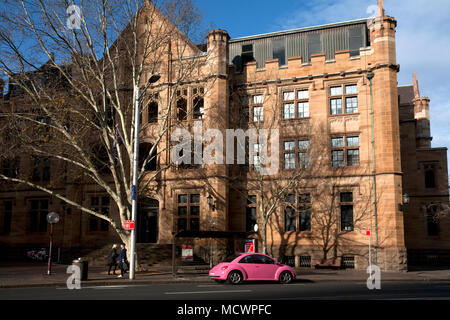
[1,262,449,289]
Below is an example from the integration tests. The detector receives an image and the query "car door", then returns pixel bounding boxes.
[238,255,259,280]
[252,255,278,280]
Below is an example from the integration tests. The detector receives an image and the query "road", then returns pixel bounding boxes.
[1,281,450,300]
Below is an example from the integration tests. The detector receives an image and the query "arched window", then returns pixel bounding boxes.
[139,143,157,172]
[148,101,158,124]
[425,170,436,189]
[193,97,204,119]
[177,98,187,121]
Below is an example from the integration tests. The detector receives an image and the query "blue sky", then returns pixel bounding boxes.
[197,0,450,173]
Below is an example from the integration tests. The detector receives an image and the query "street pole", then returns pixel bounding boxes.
[129,75,160,280]
[46,212,59,275]
[369,231,372,275]
[367,72,379,266]
[47,223,53,275]
[129,87,140,280]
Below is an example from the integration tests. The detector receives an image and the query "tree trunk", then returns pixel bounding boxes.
[262,223,268,255]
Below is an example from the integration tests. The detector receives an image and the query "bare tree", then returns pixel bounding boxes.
[0,0,209,260]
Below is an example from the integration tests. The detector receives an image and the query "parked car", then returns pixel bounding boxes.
[209,253,296,284]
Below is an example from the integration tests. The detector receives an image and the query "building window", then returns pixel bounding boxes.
[252,143,262,171]
[252,95,264,122]
[32,157,50,182]
[300,256,311,268]
[342,256,355,269]
[299,194,311,232]
[340,192,354,231]
[193,97,204,119]
[139,143,157,172]
[284,193,311,232]
[273,38,286,66]
[284,141,296,169]
[148,101,158,124]
[307,33,321,62]
[284,194,296,232]
[330,84,358,115]
[425,167,436,189]
[37,115,53,141]
[177,98,187,121]
[2,158,19,178]
[282,89,309,119]
[29,199,48,233]
[283,139,310,170]
[283,103,295,119]
[426,205,439,236]
[298,140,310,169]
[1,200,12,234]
[241,44,254,66]
[331,136,360,167]
[89,196,110,232]
[246,195,257,232]
[177,194,200,232]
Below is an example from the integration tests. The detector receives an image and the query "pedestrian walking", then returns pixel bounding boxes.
[117,243,128,278]
[107,244,118,275]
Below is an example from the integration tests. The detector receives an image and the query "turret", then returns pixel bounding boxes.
[368,0,397,65]
[207,29,230,75]
[412,73,432,148]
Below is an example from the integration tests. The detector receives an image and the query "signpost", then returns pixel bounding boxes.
[367,229,372,273]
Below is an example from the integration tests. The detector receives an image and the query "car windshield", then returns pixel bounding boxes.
[223,254,242,262]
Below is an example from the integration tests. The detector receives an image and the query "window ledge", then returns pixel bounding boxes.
[328,113,360,118]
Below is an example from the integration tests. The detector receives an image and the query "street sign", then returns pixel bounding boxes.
[181,244,194,262]
[124,220,135,230]
[366,229,371,236]
[245,240,255,253]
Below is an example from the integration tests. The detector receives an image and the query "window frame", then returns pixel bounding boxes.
[329,84,359,116]
[331,135,360,167]
[176,193,201,232]
[340,192,354,232]
[281,88,310,120]
[246,195,257,232]
[88,195,110,232]
[283,138,310,170]
[29,199,49,233]
[284,192,312,233]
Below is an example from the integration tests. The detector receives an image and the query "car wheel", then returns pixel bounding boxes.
[227,271,243,285]
[279,271,293,284]
[214,279,225,284]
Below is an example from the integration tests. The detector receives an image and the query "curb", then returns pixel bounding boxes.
[2,276,450,289]
[0,278,213,289]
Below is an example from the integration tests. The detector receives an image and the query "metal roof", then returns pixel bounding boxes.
[229,18,369,43]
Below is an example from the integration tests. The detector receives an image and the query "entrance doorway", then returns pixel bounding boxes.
[137,199,159,243]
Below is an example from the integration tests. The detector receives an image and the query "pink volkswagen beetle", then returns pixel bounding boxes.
[209,253,296,285]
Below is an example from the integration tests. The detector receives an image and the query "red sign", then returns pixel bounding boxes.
[245,240,255,253]
[366,229,371,236]
[124,220,135,230]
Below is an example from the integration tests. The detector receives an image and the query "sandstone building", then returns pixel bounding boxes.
[0,2,448,271]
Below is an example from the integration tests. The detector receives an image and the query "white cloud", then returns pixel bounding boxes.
[274,0,450,173]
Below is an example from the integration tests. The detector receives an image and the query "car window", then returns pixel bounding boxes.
[238,255,255,264]
[254,255,274,264]
[223,254,242,262]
